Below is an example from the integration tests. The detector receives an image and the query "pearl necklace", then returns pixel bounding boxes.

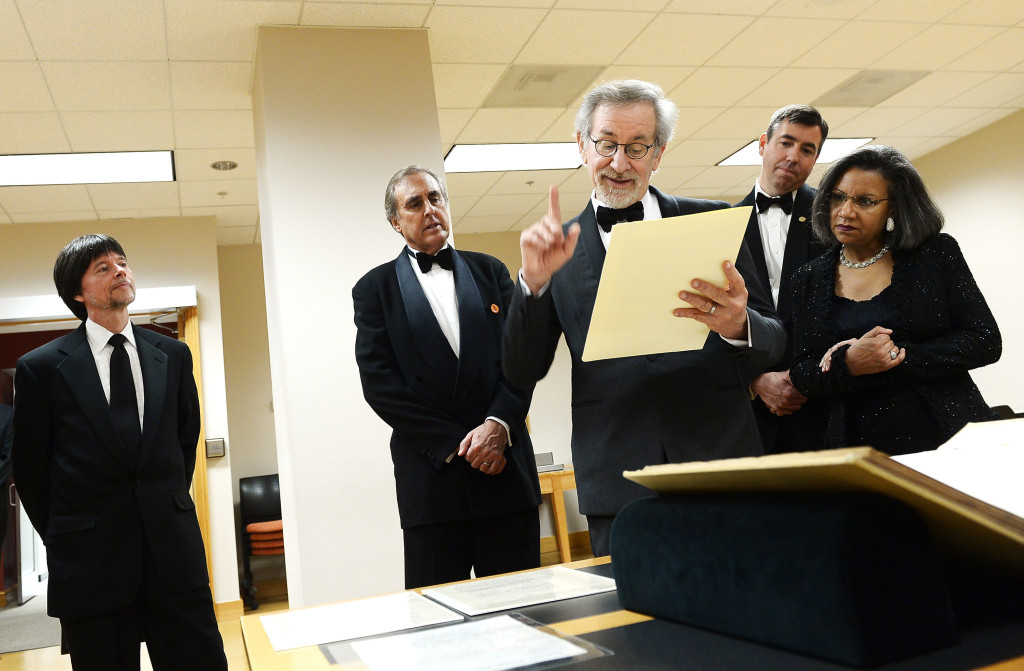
[840,244,889,269]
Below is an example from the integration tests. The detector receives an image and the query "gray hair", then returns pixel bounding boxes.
[575,80,679,148]
[384,165,448,224]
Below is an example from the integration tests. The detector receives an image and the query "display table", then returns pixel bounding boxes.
[240,557,1024,671]
[537,466,577,563]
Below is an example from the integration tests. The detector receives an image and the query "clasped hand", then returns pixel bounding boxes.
[458,419,508,475]
[819,326,905,375]
[673,261,749,340]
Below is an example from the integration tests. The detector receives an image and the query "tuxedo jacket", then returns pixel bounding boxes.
[737,184,829,452]
[502,186,785,517]
[0,403,12,486]
[353,248,541,530]
[13,324,208,619]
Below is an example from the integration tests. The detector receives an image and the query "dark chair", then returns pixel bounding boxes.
[991,405,1019,420]
[239,473,284,610]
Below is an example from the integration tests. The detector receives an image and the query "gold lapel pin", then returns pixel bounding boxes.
[490,304,500,314]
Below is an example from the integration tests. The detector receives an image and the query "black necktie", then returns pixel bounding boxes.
[412,247,454,274]
[755,191,794,214]
[595,201,644,232]
[108,334,140,452]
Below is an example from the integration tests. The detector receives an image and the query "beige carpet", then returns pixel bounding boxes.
[0,593,62,654]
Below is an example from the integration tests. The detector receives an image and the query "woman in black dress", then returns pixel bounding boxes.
[789,145,1001,455]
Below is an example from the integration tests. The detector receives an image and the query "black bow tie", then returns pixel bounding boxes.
[412,247,453,273]
[755,191,794,215]
[595,202,644,232]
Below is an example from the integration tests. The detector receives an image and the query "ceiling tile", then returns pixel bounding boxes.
[946,28,1024,72]
[0,62,53,112]
[438,0,552,7]
[831,107,928,137]
[216,225,259,246]
[790,21,928,69]
[889,107,993,137]
[857,0,970,23]
[87,182,181,211]
[178,178,259,208]
[648,165,704,192]
[808,106,866,130]
[10,211,98,223]
[455,108,565,144]
[616,13,754,66]
[0,112,71,153]
[599,66,695,96]
[682,165,759,190]
[182,204,260,229]
[879,71,995,107]
[42,62,171,111]
[944,107,1018,137]
[669,68,778,108]
[707,17,845,68]
[165,0,302,61]
[62,111,174,152]
[670,107,729,142]
[736,68,859,107]
[174,147,258,181]
[432,64,508,109]
[945,73,1024,108]
[516,10,656,66]
[662,0,773,14]
[942,0,1024,26]
[0,212,12,224]
[898,136,957,159]
[661,138,752,167]
[436,108,475,146]
[0,184,93,212]
[17,0,167,60]
[300,2,430,27]
[764,0,877,19]
[446,194,481,219]
[170,62,254,110]
[466,193,545,217]
[554,0,663,8]
[870,24,1001,70]
[425,6,548,64]
[486,169,578,196]
[556,169,598,194]
[0,0,34,59]
[689,106,776,140]
[98,207,182,219]
[444,171,503,197]
[534,109,579,143]
[173,110,256,149]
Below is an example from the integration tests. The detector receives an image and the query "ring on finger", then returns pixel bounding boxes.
[889,348,898,360]
[708,304,717,316]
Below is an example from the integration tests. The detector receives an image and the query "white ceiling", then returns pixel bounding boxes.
[1,0,1023,245]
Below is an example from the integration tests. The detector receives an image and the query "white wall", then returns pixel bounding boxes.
[253,27,444,606]
[914,110,1024,412]
[0,217,239,604]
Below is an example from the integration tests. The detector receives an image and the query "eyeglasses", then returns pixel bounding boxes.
[589,135,655,160]
[828,191,889,209]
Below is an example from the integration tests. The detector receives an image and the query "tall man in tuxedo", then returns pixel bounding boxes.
[354,166,541,589]
[13,234,226,671]
[503,80,785,556]
[736,105,830,454]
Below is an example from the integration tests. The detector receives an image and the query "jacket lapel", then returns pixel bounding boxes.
[778,185,816,322]
[57,326,136,471]
[134,326,167,469]
[394,250,458,389]
[451,249,486,408]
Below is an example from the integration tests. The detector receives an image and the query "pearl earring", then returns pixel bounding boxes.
[885,217,895,232]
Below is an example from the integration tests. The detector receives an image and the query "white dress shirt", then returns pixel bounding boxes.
[84,318,145,430]
[753,181,794,308]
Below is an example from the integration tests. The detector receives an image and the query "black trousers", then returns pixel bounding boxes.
[59,543,227,671]
[586,514,615,558]
[402,508,540,589]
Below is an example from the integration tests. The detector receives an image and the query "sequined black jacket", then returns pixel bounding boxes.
[790,233,1001,451]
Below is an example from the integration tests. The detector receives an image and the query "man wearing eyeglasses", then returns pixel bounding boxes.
[502,79,784,556]
[736,105,830,455]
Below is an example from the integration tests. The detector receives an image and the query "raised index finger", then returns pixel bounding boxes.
[548,185,561,223]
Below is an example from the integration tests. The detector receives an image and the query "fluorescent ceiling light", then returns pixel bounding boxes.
[717,138,874,167]
[0,150,174,186]
[444,143,581,173]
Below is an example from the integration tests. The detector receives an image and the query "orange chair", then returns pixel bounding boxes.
[239,474,283,610]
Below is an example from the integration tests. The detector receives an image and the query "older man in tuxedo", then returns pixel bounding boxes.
[353,165,541,589]
[502,80,785,556]
[12,234,225,671]
[736,105,830,454]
